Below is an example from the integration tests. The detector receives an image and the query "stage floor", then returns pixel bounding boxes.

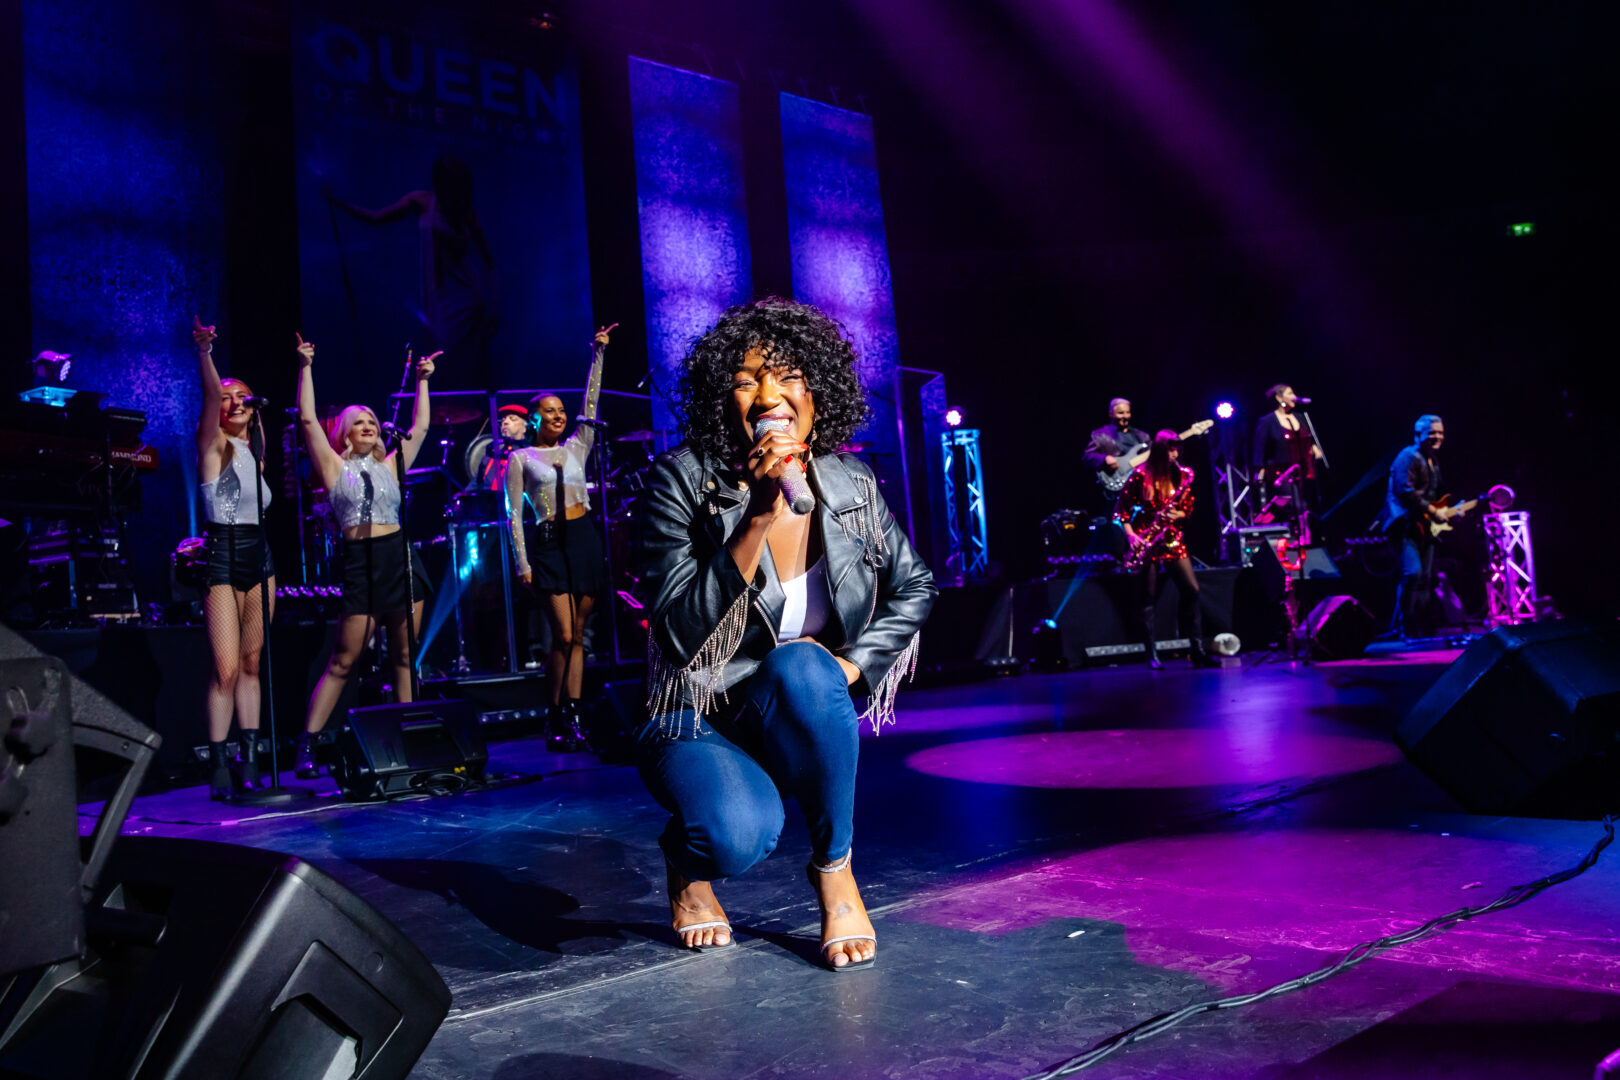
[88,654,1620,1079]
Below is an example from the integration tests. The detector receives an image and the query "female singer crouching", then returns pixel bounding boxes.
[293,334,438,777]
[638,298,935,970]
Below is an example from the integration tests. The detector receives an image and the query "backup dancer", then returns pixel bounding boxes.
[292,334,438,777]
[192,317,275,799]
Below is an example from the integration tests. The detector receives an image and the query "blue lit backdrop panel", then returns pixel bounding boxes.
[24,0,227,596]
[779,93,909,531]
[628,58,752,440]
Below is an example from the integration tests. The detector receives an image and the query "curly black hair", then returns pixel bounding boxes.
[675,297,871,466]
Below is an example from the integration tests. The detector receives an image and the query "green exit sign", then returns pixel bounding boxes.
[1509,222,1536,237]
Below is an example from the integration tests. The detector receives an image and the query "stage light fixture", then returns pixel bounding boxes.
[1212,633,1241,656]
[32,349,71,385]
[1215,401,1235,420]
[1509,221,1535,237]
[944,407,964,428]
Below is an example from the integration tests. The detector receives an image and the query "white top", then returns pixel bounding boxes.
[200,436,272,525]
[330,454,402,529]
[776,557,830,644]
[509,341,606,523]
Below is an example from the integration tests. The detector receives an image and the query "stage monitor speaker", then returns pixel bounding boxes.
[0,835,449,1080]
[1305,595,1376,660]
[1300,547,1342,580]
[332,700,488,801]
[1,634,161,982]
[1397,619,1620,818]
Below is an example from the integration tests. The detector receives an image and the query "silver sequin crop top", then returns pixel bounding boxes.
[200,436,272,525]
[329,454,402,529]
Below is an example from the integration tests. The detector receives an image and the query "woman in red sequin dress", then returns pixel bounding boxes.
[1113,430,1214,668]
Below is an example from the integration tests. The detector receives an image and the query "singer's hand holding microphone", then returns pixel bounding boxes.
[745,415,816,519]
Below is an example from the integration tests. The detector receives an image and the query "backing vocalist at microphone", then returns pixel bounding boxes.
[1252,383,1322,526]
[634,298,934,969]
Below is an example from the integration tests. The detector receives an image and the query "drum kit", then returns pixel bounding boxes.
[284,391,663,678]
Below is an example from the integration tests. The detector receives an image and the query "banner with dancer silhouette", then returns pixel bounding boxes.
[292,2,592,398]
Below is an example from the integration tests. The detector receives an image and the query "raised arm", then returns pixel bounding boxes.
[567,324,615,457]
[396,351,439,472]
[325,187,428,225]
[507,453,531,584]
[194,316,224,464]
[296,334,343,491]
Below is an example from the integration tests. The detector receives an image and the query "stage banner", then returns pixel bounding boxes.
[292,3,592,400]
[628,58,752,442]
[779,93,909,531]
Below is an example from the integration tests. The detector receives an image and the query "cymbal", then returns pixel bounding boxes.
[615,429,659,443]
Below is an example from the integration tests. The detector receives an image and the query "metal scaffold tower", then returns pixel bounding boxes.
[1483,510,1538,626]
[940,428,989,583]
[1210,417,1254,564]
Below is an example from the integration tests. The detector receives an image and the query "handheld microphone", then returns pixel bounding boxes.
[242,395,270,409]
[1295,396,1313,405]
[635,370,652,390]
[753,417,816,515]
[378,421,405,444]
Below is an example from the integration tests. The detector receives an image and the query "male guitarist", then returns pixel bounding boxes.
[1376,414,1469,640]
[1083,398,1151,518]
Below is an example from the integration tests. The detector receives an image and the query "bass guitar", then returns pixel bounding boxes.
[1097,420,1213,494]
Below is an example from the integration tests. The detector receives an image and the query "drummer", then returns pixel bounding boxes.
[476,403,532,491]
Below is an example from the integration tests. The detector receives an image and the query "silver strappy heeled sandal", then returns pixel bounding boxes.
[806,851,876,973]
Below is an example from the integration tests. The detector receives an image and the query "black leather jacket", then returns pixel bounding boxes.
[641,445,936,730]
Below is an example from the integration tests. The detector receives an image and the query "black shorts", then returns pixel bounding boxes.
[342,534,433,615]
[203,523,274,591]
[528,515,608,597]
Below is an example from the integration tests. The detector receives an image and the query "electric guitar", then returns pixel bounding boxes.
[1097,420,1214,493]
[1427,495,1478,538]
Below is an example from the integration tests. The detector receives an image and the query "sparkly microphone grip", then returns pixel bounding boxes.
[753,417,816,514]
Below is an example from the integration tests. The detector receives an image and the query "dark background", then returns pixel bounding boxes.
[4,0,1614,617]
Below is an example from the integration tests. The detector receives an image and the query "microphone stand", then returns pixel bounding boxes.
[578,416,622,667]
[386,344,421,701]
[384,421,421,702]
[1300,409,1329,471]
[233,408,314,805]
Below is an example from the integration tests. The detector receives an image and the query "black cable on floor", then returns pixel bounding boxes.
[1024,815,1616,1079]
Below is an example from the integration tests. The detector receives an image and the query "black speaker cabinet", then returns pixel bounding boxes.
[1305,595,1376,660]
[0,657,84,978]
[1397,620,1620,818]
[0,835,449,1080]
[331,700,488,802]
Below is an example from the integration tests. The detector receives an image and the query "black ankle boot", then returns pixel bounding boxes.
[294,732,320,779]
[208,741,232,801]
[548,700,586,752]
[236,732,262,789]
[1142,609,1162,670]
[1189,638,1219,669]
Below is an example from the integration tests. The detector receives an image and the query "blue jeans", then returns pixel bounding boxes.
[635,641,860,882]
